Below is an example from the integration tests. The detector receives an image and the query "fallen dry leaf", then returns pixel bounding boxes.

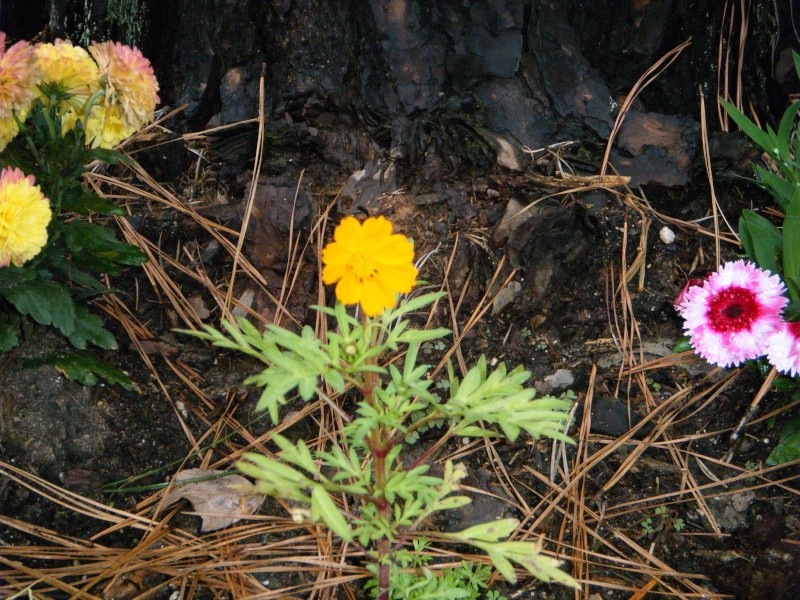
[163,469,264,532]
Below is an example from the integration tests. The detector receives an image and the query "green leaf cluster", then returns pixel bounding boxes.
[0,101,147,368]
[181,292,578,595]
[365,539,507,600]
[726,52,800,303]
[766,417,800,465]
[721,55,800,213]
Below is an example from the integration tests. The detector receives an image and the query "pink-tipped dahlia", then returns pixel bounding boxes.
[0,32,39,150]
[87,41,158,147]
[0,32,38,118]
[766,321,800,377]
[678,260,788,368]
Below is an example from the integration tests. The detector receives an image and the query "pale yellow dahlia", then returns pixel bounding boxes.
[88,40,158,141]
[321,216,417,316]
[0,113,20,152]
[81,103,136,149]
[0,167,52,267]
[35,39,100,114]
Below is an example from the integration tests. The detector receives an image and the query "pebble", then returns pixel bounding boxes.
[659,226,676,244]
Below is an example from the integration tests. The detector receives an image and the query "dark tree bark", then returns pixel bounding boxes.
[1,0,787,146]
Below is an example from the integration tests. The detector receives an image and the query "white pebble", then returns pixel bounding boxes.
[659,226,676,244]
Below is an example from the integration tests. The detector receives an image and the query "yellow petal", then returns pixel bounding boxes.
[321,242,352,266]
[375,264,417,294]
[362,216,393,240]
[360,278,396,316]
[334,216,363,243]
[321,262,347,285]
[336,275,363,305]
[374,236,415,265]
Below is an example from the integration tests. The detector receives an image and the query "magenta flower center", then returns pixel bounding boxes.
[707,287,760,332]
[788,321,800,338]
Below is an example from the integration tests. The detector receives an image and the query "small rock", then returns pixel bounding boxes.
[492,197,532,245]
[491,280,522,315]
[479,128,530,172]
[543,368,574,392]
[659,226,676,244]
[412,193,443,206]
[708,490,756,532]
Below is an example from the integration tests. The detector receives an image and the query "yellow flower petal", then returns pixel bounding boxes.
[335,275,363,306]
[333,216,363,244]
[360,278,396,316]
[362,215,393,240]
[320,241,352,266]
[321,262,347,285]
[375,264,417,294]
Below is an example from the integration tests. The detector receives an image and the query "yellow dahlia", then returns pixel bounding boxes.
[0,31,38,123]
[89,41,159,136]
[321,216,417,317]
[35,39,100,114]
[0,113,20,152]
[0,167,52,267]
[80,103,136,149]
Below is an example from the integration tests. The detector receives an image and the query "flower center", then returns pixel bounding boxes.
[707,287,760,332]
[347,253,378,282]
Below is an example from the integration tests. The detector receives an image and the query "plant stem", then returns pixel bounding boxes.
[361,312,392,600]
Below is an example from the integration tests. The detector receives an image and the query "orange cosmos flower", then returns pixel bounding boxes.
[321,216,417,317]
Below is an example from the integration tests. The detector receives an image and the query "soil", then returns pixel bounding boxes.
[2,115,799,600]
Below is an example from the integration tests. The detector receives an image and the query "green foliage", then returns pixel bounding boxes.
[181,293,578,597]
[365,539,507,600]
[25,352,134,389]
[766,418,800,465]
[1,101,146,371]
[726,51,800,304]
[640,505,685,536]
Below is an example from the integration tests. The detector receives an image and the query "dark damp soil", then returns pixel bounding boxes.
[1,127,799,600]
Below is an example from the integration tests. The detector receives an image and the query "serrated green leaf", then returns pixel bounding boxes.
[64,222,147,274]
[0,320,19,350]
[311,486,352,542]
[3,278,76,336]
[45,352,135,388]
[64,189,126,216]
[67,305,117,349]
[272,434,318,474]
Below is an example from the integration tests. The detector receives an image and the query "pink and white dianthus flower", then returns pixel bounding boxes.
[678,260,788,368]
[766,321,800,377]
